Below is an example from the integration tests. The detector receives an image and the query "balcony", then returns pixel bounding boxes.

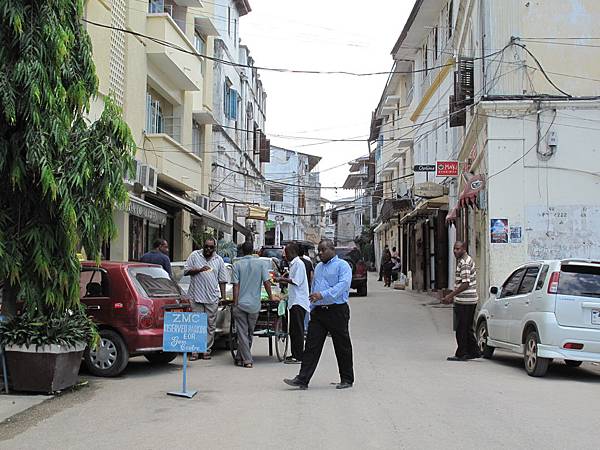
[192,91,217,124]
[143,132,203,192]
[146,13,202,91]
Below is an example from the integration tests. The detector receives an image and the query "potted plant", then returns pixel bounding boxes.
[0,0,135,392]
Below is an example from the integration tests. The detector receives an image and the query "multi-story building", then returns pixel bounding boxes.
[263,146,321,244]
[371,0,600,297]
[85,0,230,263]
[208,0,270,247]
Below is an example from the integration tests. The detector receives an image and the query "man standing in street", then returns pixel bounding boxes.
[184,237,228,360]
[233,241,273,368]
[275,243,310,364]
[284,239,354,390]
[140,239,172,277]
[442,241,481,361]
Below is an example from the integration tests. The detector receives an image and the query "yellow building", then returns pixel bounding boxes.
[84,0,231,262]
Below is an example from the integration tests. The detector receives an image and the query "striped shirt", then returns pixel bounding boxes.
[184,251,228,304]
[455,254,478,304]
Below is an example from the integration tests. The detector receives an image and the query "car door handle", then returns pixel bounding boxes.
[581,302,600,309]
[504,302,509,307]
[86,305,101,310]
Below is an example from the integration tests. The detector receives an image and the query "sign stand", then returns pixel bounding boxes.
[167,352,197,398]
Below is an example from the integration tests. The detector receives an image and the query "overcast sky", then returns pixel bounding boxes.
[239,0,412,199]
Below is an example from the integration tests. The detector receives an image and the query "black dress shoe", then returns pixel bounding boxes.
[447,356,468,361]
[283,377,308,390]
[336,381,353,389]
[465,353,482,360]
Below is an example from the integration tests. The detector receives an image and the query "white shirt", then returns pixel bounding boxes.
[184,251,227,304]
[287,256,310,312]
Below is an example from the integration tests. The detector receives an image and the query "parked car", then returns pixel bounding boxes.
[79,261,191,377]
[476,259,600,377]
[335,247,368,296]
[258,245,285,271]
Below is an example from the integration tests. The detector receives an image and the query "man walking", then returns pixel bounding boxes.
[140,238,172,277]
[184,238,228,360]
[442,241,481,361]
[275,243,310,364]
[232,241,273,368]
[284,239,354,390]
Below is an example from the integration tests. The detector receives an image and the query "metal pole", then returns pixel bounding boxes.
[182,352,188,394]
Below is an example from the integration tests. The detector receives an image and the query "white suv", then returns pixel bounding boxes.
[476,259,600,377]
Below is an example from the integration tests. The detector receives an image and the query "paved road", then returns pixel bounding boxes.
[2,273,600,449]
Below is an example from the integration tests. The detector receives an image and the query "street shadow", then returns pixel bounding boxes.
[79,356,181,380]
[487,352,600,382]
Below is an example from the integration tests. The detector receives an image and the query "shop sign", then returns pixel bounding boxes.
[128,197,167,225]
[436,160,459,177]
[413,164,436,172]
[275,215,285,222]
[413,182,447,199]
[234,205,250,217]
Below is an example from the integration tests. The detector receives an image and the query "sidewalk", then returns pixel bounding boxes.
[0,394,53,423]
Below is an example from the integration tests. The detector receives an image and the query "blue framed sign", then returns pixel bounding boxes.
[163,312,207,353]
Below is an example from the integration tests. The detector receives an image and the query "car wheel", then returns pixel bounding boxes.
[84,329,129,377]
[524,331,550,377]
[476,320,495,359]
[144,352,177,365]
[565,359,582,368]
[357,283,367,297]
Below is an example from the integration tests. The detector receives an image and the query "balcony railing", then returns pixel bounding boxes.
[146,112,182,144]
[148,1,186,33]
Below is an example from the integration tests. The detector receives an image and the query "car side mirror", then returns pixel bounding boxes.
[490,286,499,296]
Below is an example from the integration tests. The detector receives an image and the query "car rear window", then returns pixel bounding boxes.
[262,249,283,259]
[558,264,600,298]
[128,266,180,298]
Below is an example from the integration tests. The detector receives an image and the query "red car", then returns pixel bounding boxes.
[80,261,190,377]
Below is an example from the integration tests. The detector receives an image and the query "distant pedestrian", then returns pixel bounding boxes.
[442,241,481,361]
[382,254,394,287]
[184,237,228,360]
[391,246,398,259]
[233,240,273,368]
[140,238,172,277]
[284,239,354,390]
[276,243,310,364]
[378,245,389,281]
[298,246,314,287]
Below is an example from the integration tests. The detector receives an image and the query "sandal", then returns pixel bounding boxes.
[201,353,212,360]
[189,353,199,361]
[243,363,253,368]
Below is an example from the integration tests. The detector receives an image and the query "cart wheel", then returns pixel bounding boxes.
[229,308,238,361]
[275,315,289,362]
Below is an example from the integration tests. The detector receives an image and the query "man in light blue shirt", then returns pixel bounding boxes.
[233,241,273,368]
[284,239,354,390]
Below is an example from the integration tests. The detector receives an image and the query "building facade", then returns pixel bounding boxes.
[85,0,230,263]
[263,146,321,245]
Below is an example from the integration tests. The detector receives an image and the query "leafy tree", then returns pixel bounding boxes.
[0,0,135,323]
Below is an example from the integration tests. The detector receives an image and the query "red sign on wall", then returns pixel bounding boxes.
[436,160,459,177]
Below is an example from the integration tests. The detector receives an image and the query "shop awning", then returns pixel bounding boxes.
[400,195,449,224]
[156,187,232,233]
[233,220,253,238]
[127,194,167,225]
[380,198,413,222]
[459,174,486,208]
[247,206,269,221]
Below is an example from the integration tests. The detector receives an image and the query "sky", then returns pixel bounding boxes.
[238,0,413,199]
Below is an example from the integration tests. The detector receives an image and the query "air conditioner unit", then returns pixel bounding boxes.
[138,163,157,193]
[397,181,409,198]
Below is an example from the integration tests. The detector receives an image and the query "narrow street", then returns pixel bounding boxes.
[3,274,600,449]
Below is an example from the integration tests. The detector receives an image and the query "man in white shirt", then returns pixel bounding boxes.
[276,243,310,364]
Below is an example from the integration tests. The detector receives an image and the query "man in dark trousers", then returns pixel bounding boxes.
[283,239,354,390]
[442,241,481,361]
[140,238,172,277]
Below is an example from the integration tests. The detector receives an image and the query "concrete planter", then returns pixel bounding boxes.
[4,343,86,393]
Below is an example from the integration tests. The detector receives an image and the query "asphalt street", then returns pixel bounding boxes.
[2,273,600,449]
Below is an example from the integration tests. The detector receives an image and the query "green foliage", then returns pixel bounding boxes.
[217,240,238,259]
[0,307,99,349]
[0,0,135,340]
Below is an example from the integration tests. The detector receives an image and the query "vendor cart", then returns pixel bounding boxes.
[226,299,289,362]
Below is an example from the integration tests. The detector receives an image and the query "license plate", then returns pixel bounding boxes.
[592,310,600,325]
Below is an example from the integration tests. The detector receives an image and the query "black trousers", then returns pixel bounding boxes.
[298,303,354,385]
[454,303,479,357]
[289,305,306,360]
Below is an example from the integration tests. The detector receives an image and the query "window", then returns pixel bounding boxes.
[146,92,163,133]
[557,264,600,298]
[128,266,180,298]
[536,265,550,290]
[434,27,438,60]
[80,269,109,298]
[192,121,204,156]
[448,0,453,39]
[148,0,163,13]
[270,187,284,202]
[194,32,206,55]
[223,81,238,120]
[500,268,526,298]
[518,267,540,295]
[298,191,306,210]
[423,44,428,77]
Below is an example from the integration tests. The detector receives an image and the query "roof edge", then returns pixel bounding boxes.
[391,0,424,56]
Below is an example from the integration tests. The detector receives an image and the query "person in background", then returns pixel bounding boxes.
[284,239,354,390]
[298,246,314,287]
[378,244,389,281]
[442,241,481,361]
[233,241,273,368]
[184,237,228,361]
[382,253,394,287]
[276,243,310,364]
[391,247,399,259]
[140,238,172,277]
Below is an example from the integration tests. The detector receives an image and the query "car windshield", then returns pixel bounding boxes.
[128,266,180,298]
[558,264,600,298]
[262,248,283,259]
